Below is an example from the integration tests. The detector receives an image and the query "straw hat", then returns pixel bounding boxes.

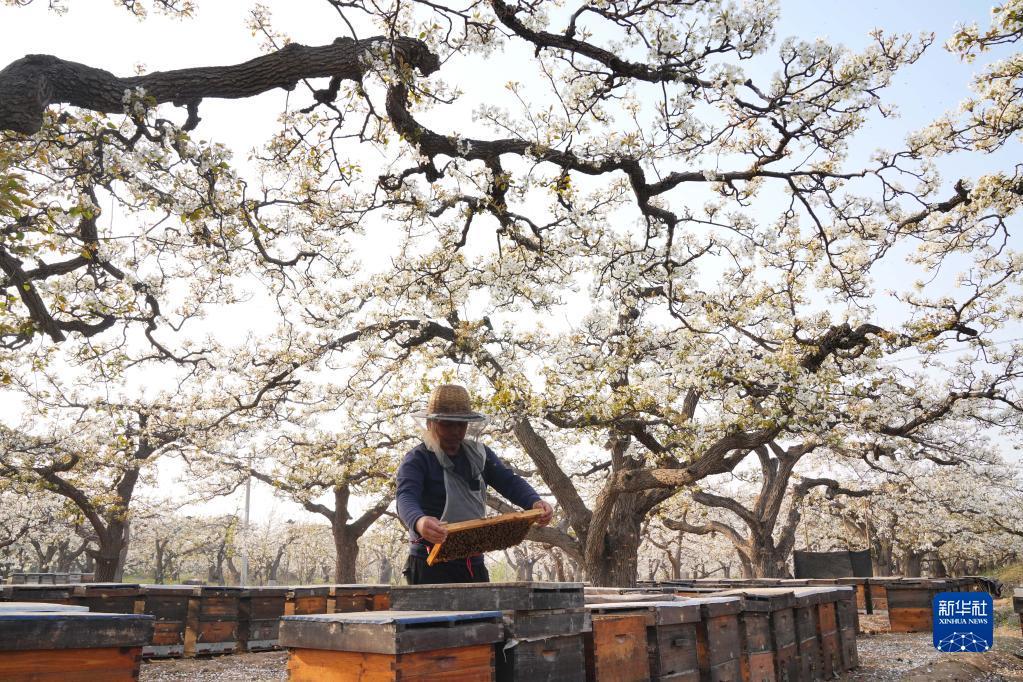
[414,383,487,422]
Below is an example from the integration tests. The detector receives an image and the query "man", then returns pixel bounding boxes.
[396,383,554,584]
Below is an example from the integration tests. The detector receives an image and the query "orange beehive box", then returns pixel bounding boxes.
[281,609,504,681]
[0,610,154,681]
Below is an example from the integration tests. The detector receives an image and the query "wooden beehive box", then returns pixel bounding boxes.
[426,509,544,565]
[832,587,859,671]
[814,589,843,679]
[583,612,650,682]
[886,580,943,633]
[686,596,743,682]
[281,610,504,681]
[330,584,391,613]
[186,585,245,656]
[714,588,799,682]
[0,610,154,681]
[586,600,701,681]
[865,578,897,612]
[1,583,76,605]
[139,584,201,658]
[789,588,826,681]
[389,581,584,612]
[497,607,590,682]
[1014,588,1023,637]
[285,585,330,615]
[239,586,289,652]
[72,582,142,614]
[836,578,870,614]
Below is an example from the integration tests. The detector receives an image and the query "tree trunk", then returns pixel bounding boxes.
[378,556,393,585]
[901,549,923,577]
[332,524,360,583]
[585,510,642,587]
[748,539,789,578]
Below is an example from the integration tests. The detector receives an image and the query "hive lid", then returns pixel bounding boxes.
[389,581,584,611]
[140,584,203,596]
[586,600,700,624]
[280,610,504,654]
[712,588,797,610]
[330,584,390,595]
[681,595,742,616]
[0,612,155,651]
[285,585,331,596]
[0,602,89,612]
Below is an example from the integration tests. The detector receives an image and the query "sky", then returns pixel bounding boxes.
[0,0,1019,525]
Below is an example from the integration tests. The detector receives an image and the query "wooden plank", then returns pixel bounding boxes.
[0,645,142,681]
[888,607,932,633]
[396,644,495,680]
[0,612,154,651]
[288,648,397,682]
[496,634,585,682]
[583,613,651,682]
[288,645,495,681]
[426,509,544,565]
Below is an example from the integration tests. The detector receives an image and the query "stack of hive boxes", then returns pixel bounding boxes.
[281,609,504,681]
[138,584,200,657]
[583,599,703,681]
[389,581,589,682]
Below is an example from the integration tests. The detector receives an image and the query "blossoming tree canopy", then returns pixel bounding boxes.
[0,0,1021,585]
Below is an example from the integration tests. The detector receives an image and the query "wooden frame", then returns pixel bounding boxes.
[426,509,544,566]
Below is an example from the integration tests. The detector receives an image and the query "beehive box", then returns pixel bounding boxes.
[389,582,584,612]
[72,583,142,614]
[836,578,871,614]
[585,600,702,681]
[790,588,825,681]
[286,585,330,615]
[139,584,201,658]
[0,583,76,605]
[688,596,743,681]
[330,584,390,613]
[426,509,545,565]
[865,578,897,612]
[1013,588,1022,637]
[186,586,245,655]
[280,610,504,681]
[714,588,798,682]
[886,580,944,633]
[833,587,859,670]
[583,612,650,682]
[239,586,289,652]
[0,610,154,681]
[497,608,589,682]
[816,590,842,678]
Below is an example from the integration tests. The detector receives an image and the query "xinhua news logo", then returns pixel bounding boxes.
[932,592,994,653]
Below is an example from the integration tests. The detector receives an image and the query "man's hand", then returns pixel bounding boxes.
[532,499,554,526]
[415,516,448,544]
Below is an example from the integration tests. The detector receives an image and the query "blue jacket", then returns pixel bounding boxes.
[396,442,541,559]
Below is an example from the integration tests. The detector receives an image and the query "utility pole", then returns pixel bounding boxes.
[241,457,252,586]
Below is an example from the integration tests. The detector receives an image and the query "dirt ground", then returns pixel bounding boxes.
[139,614,1023,682]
